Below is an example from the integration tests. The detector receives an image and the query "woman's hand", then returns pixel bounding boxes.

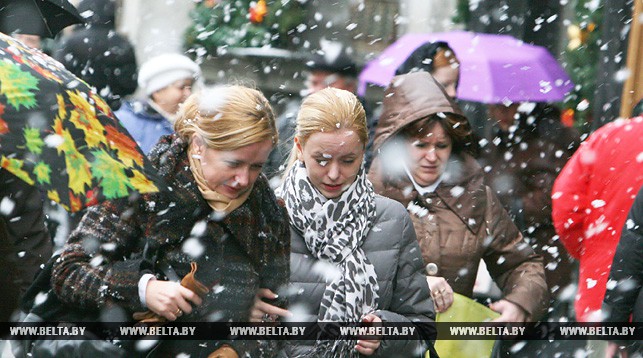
[249,288,292,322]
[355,313,382,356]
[146,280,203,321]
[489,299,528,322]
[426,276,454,313]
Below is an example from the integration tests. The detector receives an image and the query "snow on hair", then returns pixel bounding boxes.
[198,85,230,118]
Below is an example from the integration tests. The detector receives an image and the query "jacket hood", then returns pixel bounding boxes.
[372,71,466,152]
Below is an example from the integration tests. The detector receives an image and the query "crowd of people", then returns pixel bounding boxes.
[1,0,642,357]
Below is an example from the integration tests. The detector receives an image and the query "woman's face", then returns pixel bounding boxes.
[488,103,519,131]
[296,128,364,199]
[193,137,273,199]
[405,122,452,187]
[432,65,459,99]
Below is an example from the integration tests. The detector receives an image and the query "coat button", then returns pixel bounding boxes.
[425,263,438,276]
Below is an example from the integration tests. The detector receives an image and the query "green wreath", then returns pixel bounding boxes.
[185,0,309,53]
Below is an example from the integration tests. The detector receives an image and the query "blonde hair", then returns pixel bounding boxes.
[174,85,277,150]
[286,87,367,169]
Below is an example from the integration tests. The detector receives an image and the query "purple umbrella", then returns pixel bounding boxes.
[358,31,574,104]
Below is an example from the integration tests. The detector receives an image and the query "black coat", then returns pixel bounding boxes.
[603,185,643,353]
[54,26,137,110]
[603,186,643,321]
[0,215,20,321]
[478,104,581,297]
[0,170,52,295]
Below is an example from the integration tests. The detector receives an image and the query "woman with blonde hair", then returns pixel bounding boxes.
[51,85,290,357]
[255,87,435,357]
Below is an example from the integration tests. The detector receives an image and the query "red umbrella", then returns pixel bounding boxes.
[0,32,161,212]
[359,31,574,104]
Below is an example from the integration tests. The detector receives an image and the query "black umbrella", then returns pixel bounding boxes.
[0,0,84,38]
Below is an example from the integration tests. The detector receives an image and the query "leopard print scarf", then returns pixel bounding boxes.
[280,161,379,322]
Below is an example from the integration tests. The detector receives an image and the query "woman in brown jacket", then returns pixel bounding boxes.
[368,72,548,322]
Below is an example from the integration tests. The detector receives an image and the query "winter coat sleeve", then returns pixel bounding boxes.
[0,217,20,321]
[374,210,435,357]
[602,186,643,323]
[482,186,549,320]
[551,139,594,259]
[0,172,53,294]
[51,198,149,312]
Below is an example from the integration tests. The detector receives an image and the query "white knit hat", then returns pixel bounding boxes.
[138,53,201,95]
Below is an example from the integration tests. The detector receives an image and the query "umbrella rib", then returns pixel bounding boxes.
[30,0,54,37]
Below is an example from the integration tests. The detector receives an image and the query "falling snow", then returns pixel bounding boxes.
[44,134,64,148]
[585,278,597,289]
[590,199,606,208]
[0,197,15,215]
[182,238,205,258]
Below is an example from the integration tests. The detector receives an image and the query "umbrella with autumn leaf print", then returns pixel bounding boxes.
[0,32,162,212]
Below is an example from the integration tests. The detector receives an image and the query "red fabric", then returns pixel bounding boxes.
[552,116,643,321]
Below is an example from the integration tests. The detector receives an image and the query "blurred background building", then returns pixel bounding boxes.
[95,0,639,132]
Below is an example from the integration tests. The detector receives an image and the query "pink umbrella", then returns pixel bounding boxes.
[358,31,574,104]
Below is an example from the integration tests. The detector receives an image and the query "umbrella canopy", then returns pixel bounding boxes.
[0,32,161,212]
[359,31,574,104]
[0,0,84,38]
